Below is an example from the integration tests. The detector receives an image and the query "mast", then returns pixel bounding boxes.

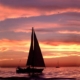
[26,28,34,66]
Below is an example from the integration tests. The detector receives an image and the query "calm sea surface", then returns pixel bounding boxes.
[0,67,80,80]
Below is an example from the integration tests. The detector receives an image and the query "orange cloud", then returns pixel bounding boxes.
[0,39,30,52]
[0,58,13,61]
[0,39,80,52]
[0,47,8,52]
[0,4,40,21]
[0,39,80,58]
[0,4,80,21]
[41,43,80,52]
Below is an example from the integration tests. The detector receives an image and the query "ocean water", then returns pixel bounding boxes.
[0,67,80,80]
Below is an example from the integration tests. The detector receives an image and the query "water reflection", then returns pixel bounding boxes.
[0,67,80,79]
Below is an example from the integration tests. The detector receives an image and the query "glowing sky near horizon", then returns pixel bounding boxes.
[0,0,80,67]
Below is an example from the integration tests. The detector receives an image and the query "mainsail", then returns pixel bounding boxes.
[33,30,45,67]
[27,28,45,67]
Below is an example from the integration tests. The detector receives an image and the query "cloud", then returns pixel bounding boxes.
[0,0,80,20]
[58,30,80,34]
[0,38,80,66]
[0,14,80,33]
[0,38,80,53]
[0,0,80,8]
[0,23,80,44]
[0,39,30,52]
[0,47,8,52]
[42,34,80,45]
[0,58,13,61]
[0,17,80,45]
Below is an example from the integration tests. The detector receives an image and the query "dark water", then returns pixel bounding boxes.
[0,67,80,80]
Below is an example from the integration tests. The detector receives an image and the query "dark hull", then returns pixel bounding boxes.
[16,68,43,74]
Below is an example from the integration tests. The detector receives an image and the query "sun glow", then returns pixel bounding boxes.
[40,43,80,52]
[0,39,80,60]
[0,39,80,53]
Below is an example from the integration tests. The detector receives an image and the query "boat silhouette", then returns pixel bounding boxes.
[16,27,45,74]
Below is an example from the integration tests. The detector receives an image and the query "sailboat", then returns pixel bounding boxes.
[16,28,45,74]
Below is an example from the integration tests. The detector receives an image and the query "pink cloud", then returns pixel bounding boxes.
[14,22,60,33]
[0,4,80,21]
[58,30,80,34]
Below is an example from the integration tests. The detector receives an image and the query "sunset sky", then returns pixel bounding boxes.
[0,0,80,67]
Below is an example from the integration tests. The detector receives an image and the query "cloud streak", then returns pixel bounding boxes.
[0,39,30,52]
[0,0,80,20]
[0,39,80,53]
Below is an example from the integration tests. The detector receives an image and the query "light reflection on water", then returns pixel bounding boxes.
[43,67,80,78]
[0,67,80,79]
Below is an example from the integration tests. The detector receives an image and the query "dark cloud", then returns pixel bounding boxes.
[35,26,80,32]
[0,12,80,32]
[0,13,80,41]
[0,0,80,10]
[0,12,80,43]
[0,31,30,40]
[41,33,80,45]
[0,0,80,21]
